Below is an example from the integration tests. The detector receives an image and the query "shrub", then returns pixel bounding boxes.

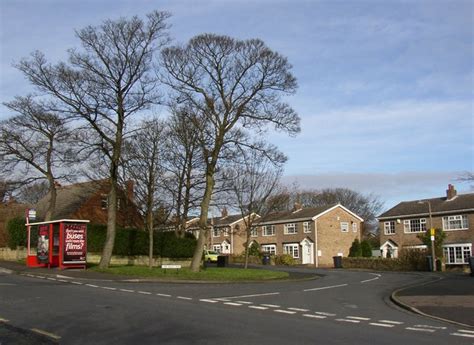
[342,248,430,271]
[275,254,296,265]
[361,240,372,257]
[349,239,362,257]
[417,228,446,258]
[248,241,260,257]
[6,216,27,249]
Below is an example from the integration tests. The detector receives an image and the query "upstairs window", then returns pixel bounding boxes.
[250,227,258,237]
[352,223,358,233]
[284,223,297,235]
[443,215,469,231]
[340,222,349,232]
[303,222,311,233]
[212,228,220,237]
[403,219,426,233]
[384,221,395,235]
[101,194,108,210]
[262,225,275,236]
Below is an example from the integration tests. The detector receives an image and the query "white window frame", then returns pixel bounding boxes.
[340,222,349,232]
[212,244,221,253]
[250,227,258,237]
[403,218,426,233]
[284,223,297,235]
[303,222,311,233]
[212,228,220,237]
[262,225,275,236]
[283,243,299,258]
[100,194,108,210]
[384,221,396,235]
[442,215,469,231]
[222,227,229,237]
[352,222,358,233]
[443,244,472,264]
[261,244,276,255]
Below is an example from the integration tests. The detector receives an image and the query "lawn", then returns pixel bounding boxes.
[90,265,289,281]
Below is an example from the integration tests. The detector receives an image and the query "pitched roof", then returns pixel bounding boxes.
[36,180,106,220]
[378,192,474,219]
[257,204,342,224]
[211,214,248,227]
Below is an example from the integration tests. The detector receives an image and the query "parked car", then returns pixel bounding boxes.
[204,250,219,263]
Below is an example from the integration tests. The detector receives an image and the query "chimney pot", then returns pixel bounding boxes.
[221,207,228,218]
[446,184,457,200]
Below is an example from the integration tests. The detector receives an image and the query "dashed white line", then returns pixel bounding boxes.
[361,273,381,284]
[71,281,83,285]
[120,289,135,293]
[288,307,310,312]
[369,323,395,328]
[304,284,348,292]
[249,306,269,310]
[216,292,280,300]
[224,302,243,306]
[314,311,336,317]
[102,287,116,291]
[274,309,296,315]
[156,293,171,297]
[451,332,474,338]
[57,279,68,283]
[406,327,435,333]
[261,304,280,308]
[85,284,99,288]
[458,329,474,334]
[303,314,327,319]
[199,299,218,303]
[138,291,152,295]
[413,324,446,330]
[46,278,57,281]
[347,316,371,321]
[177,296,192,300]
[236,301,252,304]
[336,318,360,323]
[378,320,404,325]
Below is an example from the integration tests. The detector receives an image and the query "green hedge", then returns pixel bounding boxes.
[6,216,27,249]
[342,249,430,271]
[87,224,196,258]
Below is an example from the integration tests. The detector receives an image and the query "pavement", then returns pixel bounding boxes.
[1,260,473,329]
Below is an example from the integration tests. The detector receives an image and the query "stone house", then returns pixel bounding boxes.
[378,185,474,265]
[204,204,364,267]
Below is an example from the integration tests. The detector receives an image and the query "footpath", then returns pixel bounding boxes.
[1,260,473,328]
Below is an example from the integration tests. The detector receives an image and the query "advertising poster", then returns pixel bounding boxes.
[63,223,87,264]
[37,225,49,264]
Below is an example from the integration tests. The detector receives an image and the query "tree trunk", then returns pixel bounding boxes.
[99,177,118,269]
[148,211,154,269]
[44,177,56,222]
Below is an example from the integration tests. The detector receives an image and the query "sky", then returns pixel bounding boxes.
[0,0,473,210]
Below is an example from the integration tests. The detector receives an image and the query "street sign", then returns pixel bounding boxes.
[27,209,36,222]
[430,228,435,236]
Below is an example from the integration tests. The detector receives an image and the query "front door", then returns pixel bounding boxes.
[301,239,314,264]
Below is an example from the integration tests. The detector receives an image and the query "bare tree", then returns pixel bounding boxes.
[16,181,50,204]
[15,11,171,268]
[122,117,165,268]
[225,147,284,268]
[0,96,74,220]
[458,171,474,189]
[161,34,300,271]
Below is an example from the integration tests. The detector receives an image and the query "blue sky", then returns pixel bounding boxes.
[0,0,472,209]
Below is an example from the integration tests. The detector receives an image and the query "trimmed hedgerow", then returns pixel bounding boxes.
[87,224,196,258]
[342,249,429,271]
[6,216,27,250]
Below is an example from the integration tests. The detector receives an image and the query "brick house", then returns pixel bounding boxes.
[35,180,143,228]
[205,204,363,267]
[378,185,474,265]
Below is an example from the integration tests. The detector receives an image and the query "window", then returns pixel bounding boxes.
[303,222,311,233]
[340,222,349,232]
[223,227,229,237]
[100,194,108,210]
[212,228,220,237]
[283,243,299,258]
[384,221,396,235]
[352,223,358,233]
[443,244,472,264]
[262,225,275,236]
[212,244,221,253]
[403,218,426,233]
[261,244,276,255]
[443,215,469,231]
[250,227,258,237]
[284,223,297,235]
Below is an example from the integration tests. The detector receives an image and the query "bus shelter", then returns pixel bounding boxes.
[26,219,89,270]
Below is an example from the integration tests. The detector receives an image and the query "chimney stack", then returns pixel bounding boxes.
[446,184,457,200]
[221,207,228,218]
[293,202,303,212]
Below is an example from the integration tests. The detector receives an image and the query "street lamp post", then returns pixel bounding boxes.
[419,200,436,272]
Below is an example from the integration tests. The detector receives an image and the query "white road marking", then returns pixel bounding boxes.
[214,298,231,301]
[369,323,395,328]
[0,318,9,322]
[458,330,474,334]
[451,333,474,338]
[71,281,83,285]
[0,283,16,286]
[138,291,152,295]
[303,314,326,319]
[31,328,61,340]
[177,296,192,300]
[200,299,218,303]
[314,311,336,316]
[102,287,116,291]
[85,284,99,288]
[224,302,243,306]
[336,319,360,323]
[57,279,68,283]
[413,324,446,330]
[261,304,280,308]
[347,316,371,321]
[36,276,45,279]
[249,306,268,310]
[274,309,296,314]
[288,307,310,312]
[361,273,381,283]
[26,274,35,278]
[216,292,280,300]
[120,289,135,293]
[406,327,435,333]
[304,284,348,292]
[236,301,252,304]
[156,293,171,297]
[46,278,57,281]
[378,320,404,325]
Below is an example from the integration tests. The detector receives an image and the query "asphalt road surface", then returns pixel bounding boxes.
[1,267,473,344]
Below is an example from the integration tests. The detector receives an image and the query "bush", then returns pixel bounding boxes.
[87,224,197,258]
[6,216,27,250]
[361,240,372,257]
[349,239,362,257]
[342,248,430,271]
[275,254,296,265]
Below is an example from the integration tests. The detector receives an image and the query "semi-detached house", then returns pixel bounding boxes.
[205,203,364,267]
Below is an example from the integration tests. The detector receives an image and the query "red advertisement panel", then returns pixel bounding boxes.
[63,223,87,264]
[37,225,49,264]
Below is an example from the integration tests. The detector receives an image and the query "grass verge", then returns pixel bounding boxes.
[90,265,289,281]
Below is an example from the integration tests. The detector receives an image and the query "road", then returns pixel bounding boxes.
[0,267,473,344]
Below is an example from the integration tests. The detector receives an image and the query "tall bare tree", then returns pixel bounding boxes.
[225,147,284,268]
[0,96,74,220]
[122,117,165,268]
[161,34,300,271]
[15,11,170,268]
